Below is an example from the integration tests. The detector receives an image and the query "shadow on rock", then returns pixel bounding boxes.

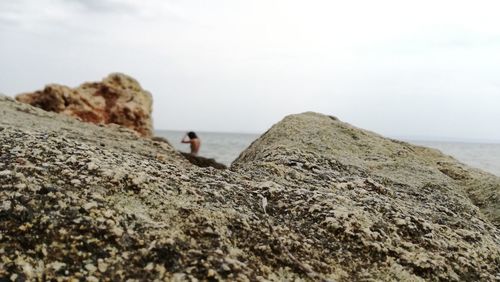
[180,152,227,169]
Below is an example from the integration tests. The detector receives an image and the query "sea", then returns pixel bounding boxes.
[156,130,500,177]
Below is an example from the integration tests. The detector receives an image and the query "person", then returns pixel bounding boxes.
[181,131,201,155]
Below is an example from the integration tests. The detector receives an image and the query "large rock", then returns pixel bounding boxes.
[15,73,153,137]
[233,112,500,280]
[233,112,500,226]
[0,98,499,281]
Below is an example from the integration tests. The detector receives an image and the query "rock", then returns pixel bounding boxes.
[87,162,99,171]
[233,112,500,226]
[15,73,153,137]
[97,259,108,273]
[0,200,11,211]
[83,202,98,211]
[180,152,227,169]
[144,262,154,271]
[49,261,66,272]
[111,226,124,237]
[0,96,499,281]
[85,264,97,274]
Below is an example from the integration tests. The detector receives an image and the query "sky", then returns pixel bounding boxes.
[0,0,499,142]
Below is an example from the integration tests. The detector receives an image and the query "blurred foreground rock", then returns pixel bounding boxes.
[15,73,153,137]
[0,97,499,281]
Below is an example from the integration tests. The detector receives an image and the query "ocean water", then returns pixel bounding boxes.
[408,140,500,177]
[156,130,258,166]
[156,130,500,176]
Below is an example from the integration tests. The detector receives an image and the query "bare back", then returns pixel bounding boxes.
[190,138,200,155]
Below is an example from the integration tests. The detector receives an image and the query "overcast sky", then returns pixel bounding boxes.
[0,0,499,142]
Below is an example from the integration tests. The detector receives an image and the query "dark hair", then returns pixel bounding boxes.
[187,131,197,139]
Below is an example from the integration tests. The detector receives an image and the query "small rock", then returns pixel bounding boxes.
[87,162,99,171]
[221,264,231,272]
[83,202,98,211]
[144,262,154,271]
[21,263,34,279]
[1,200,11,211]
[207,269,217,277]
[395,218,407,226]
[50,261,66,272]
[14,183,27,189]
[97,259,109,273]
[103,210,114,218]
[91,193,104,201]
[132,173,147,186]
[85,264,97,274]
[155,264,166,278]
[111,226,124,237]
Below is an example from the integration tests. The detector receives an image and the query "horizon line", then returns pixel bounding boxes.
[155,129,500,144]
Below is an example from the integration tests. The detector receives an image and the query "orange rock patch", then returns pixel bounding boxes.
[16,73,153,137]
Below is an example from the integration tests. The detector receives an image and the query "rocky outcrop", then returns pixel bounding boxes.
[232,112,500,280]
[233,112,500,227]
[0,97,499,281]
[15,73,153,137]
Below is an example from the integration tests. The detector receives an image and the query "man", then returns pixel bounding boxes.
[181,131,201,155]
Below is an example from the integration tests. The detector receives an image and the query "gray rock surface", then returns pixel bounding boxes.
[1,97,499,281]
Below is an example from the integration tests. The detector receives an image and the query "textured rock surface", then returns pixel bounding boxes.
[15,73,153,137]
[1,97,499,281]
[233,112,500,227]
[180,152,228,170]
